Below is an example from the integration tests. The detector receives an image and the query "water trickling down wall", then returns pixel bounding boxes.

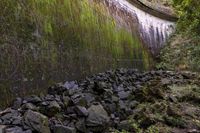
[1,0,152,107]
[93,0,176,55]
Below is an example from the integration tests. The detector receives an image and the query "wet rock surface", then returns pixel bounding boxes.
[0,69,200,133]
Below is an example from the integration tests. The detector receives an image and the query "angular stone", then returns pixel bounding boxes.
[83,93,95,106]
[115,85,124,92]
[118,120,132,131]
[54,125,76,133]
[71,94,87,107]
[129,101,139,109]
[161,78,171,85]
[1,110,21,125]
[62,96,70,108]
[74,106,88,117]
[169,95,178,103]
[0,125,6,133]
[24,110,50,133]
[47,101,61,116]
[118,91,130,100]
[45,95,55,101]
[86,104,110,130]
[93,82,107,93]
[5,126,23,133]
[111,96,119,103]
[23,130,32,133]
[12,98,22,110]
[12,116,22,125]
[21,103,37,111]
[75,119,87,133]
[28,95,42,104]
[103,103,116,114]
[63,81,79,90]
[119,100,126,110]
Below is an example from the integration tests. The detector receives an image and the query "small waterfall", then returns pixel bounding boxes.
[93,0,176,55]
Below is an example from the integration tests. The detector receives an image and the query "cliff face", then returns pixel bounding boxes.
[135,0,176,16]
[0,0,150,107]
[93,0,176,55]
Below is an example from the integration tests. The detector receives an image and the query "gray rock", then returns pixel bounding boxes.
[129,101,139,109]
[71,94,87,107]
[1,110,21,125]
[47,101,61,116]
[1,113,12,124]
[169,95,178,103]
[86,104,110,131]
[118,120,132,131]
[119,100,126,110]
[27,96,42,104]
[45,95,55,101]
[74,106,88,117]
[161,78,171,85]
[41,101,48,106]
[0,125,6,133]
[118,91,130,100]
[62,96,70,108]
[23,130,32,133]
[12,116,22,125]
[12,98,22,110]
[83,93,95,106]
[63,81,78,90]
[75,119,87,133]
[5,126,23,133]
[104,103,116,114]
[54,125,76,133]
[21,103,37,111]
[115,85,124,92]
[93,82,107,93]
[111,96,119,103]
[66,106,76,114]
[23,110,50,133]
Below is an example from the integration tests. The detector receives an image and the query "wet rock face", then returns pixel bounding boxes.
[0,69,199,133]
[92,0,175,55]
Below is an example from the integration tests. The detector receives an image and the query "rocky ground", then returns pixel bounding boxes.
[0,69,200,133]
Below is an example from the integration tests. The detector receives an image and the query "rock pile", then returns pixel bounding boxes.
[0,69,199,133]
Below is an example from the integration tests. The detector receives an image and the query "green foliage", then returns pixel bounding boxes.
[157,35,200,71]
[164,116,186,128]
[146,125,159,133]
[173,0,200,34]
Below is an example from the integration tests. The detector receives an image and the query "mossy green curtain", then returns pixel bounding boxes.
[0,0,150,107]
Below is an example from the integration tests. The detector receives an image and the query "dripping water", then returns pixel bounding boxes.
[93,0,176,55]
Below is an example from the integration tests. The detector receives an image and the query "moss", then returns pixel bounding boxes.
[164,116,186,128]
[145,125,159,133]
[0,0,151,107]
[135,81,168,102]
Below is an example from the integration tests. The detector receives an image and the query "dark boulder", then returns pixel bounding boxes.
[46,101,61,116]
[53,125,76,133]
[23,110,50,133]
[74,106,88,117]
[4,126,23,133]
[86,104,110,132]
[12,98,22,110]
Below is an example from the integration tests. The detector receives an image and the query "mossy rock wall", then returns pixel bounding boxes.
[0,0,151,107]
